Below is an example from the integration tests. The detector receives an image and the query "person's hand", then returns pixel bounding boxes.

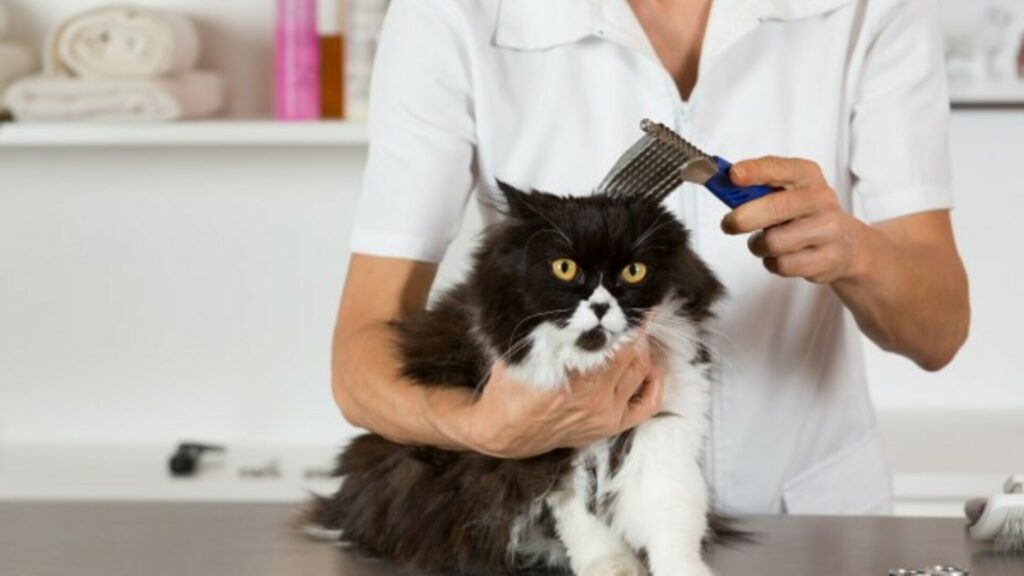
[453,336,664,459]
[720,157,868,285]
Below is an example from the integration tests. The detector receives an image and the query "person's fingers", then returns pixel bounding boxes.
[612,337,651,402]
[606,335,645,378]
[489,360,509,381]
[747,212,842,258]
[566,336,637,396]
[722,185,839,234]
[618,367,665,432]
[730,156,823,189]
[763,244,845,284]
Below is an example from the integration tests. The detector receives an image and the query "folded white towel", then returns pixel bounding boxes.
[0,43,36,104]
[47,6,201,79]
[4,71,226,122]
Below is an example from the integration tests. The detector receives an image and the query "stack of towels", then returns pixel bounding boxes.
[0,1,37,113]
[3,5,226,122]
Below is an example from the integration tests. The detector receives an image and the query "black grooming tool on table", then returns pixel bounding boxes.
[168,442,225,477]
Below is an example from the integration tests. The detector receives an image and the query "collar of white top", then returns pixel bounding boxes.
[495,0,855,72]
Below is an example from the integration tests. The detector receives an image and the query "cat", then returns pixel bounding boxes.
[305,181,726,576]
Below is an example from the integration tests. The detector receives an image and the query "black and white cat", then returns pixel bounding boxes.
[306,182,726,576]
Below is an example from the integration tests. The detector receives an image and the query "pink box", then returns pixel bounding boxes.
[275,0,321,120]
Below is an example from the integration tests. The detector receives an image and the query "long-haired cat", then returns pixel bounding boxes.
[305,182,726,576]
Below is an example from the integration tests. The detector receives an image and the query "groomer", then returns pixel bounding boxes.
[331,0,970,515]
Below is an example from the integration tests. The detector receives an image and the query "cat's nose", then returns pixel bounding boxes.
[590,303,610,319]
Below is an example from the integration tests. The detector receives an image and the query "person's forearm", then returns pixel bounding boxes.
[331,319,664,460]
[724,160,970,372]
[332,322,474,450]
[832,220,969,371]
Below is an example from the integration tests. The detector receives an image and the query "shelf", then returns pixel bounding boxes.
[950,80,1024,108]
[0,440,1011,511]
[0,120,369,148]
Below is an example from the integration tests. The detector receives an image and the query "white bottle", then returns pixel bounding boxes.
[345,0,389,120]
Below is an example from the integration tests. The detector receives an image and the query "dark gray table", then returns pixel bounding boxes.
[0,502,1021,575]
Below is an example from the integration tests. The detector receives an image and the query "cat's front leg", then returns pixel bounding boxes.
[625,463,712,576]
[643,504,713,576]
[615,421,713,576]
[548,457,645,576]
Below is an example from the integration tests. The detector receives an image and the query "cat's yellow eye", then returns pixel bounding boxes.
[621,262,648,284]
[551,259,579,282]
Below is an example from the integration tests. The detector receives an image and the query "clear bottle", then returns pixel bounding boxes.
[345,0,388,120]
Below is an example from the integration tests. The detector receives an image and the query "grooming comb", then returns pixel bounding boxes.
[598,119,775,209]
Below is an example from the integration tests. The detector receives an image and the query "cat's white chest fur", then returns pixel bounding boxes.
[505,296,715,576]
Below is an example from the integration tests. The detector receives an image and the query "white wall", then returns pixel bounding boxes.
[864,112,1024,410]
[0,140,484,446]
[0,147,362,445]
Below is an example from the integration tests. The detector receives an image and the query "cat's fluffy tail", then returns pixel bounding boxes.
[705,514,756,549]
[295,494,346,542]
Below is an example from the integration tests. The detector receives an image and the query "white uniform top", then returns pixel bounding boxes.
[350,0,953,515]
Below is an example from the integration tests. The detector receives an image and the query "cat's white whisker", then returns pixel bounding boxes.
[520,228,568,264]
[505,306,575,349]
[517,197,573,246]
[640,319,746,385]
[631,213,674,251]
[471,336,536,398]
[640,308,744,355]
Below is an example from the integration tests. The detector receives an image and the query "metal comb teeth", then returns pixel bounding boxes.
[598,119,716,204]
[639,119,713,161]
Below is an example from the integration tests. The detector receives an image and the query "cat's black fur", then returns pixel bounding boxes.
[306,182,725,574]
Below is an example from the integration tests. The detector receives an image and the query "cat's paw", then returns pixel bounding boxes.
[580,553,646,576]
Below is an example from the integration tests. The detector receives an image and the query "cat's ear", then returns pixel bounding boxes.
[495,179,534,219]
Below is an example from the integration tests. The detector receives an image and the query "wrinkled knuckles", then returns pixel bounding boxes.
[764,156,793,181]
[631,358,651,385]
[772,256,793,277]
[822,216,842,242]
[587,392,612,414]
[799,157,823,177]
[827,244,845,270]
[581,553,646,576]
[478,432,518,459]
[768,195,792,222]
[603,413,624,436]
[810,185,839,208]
[762,229,786,256]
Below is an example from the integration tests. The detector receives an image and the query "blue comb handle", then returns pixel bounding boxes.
[704,157,774,209]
